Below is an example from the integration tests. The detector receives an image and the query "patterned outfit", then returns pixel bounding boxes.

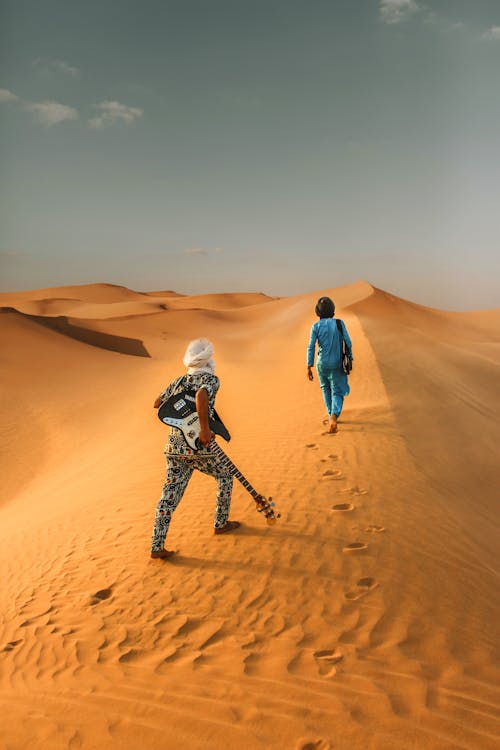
[307,318,353,418]
[151,371,233,552]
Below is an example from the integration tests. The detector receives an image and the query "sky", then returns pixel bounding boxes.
[1,0,499,309]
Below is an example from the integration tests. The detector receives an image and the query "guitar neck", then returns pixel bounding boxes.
[209,443,260,500]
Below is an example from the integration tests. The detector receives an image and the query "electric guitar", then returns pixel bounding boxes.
[158,388,230,450]
[158,389,280,524]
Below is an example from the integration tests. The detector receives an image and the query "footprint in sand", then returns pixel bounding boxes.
[365,524,385,533]
[295,739,332,750]
[322,469,343,480]
[339,486,368,496]
[331,502,354,512]
[357,576,378,589]
[320,454,338,463]
[344,577,379,601]
[305,443,319,450]
[90,587,113,605]
[342,542,368,554]
[313,648,344,677]
[2,639,22,652]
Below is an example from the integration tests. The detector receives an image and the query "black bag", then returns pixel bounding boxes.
[336,319,352,374]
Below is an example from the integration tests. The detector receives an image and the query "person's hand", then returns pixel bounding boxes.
[307,366,314,381]
[198,427,214,447]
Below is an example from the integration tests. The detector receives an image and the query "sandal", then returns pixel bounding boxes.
[214,521,241,535]
[151,549,175,559]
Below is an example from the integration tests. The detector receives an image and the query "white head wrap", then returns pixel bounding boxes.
[183,338,215,374]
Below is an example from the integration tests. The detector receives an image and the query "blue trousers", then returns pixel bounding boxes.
[316,364,350,418]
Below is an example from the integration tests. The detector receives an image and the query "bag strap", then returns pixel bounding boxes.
[336,319,351,355]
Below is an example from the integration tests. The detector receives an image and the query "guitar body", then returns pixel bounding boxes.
[158,388,230,450]
[157,388,280,524]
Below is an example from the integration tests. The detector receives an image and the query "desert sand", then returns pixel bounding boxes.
[0,281,499,750]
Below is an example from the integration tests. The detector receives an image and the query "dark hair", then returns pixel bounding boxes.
[315,296,335,318]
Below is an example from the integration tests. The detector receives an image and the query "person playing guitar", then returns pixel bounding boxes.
[150,338,240,559]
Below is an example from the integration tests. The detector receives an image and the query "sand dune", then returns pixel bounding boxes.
[0,308,151,357]
[0,281,499,750]
[0,282,148,305]
[0,283,276,320]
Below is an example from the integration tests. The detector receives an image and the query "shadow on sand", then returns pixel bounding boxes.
[1,307,150,357]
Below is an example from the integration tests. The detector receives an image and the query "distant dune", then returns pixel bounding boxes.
[0,307,151,357]
[0,281,499,750]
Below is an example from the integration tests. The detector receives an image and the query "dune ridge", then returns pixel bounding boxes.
[0,281,499,750]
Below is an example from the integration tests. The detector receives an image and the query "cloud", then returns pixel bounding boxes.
[379,0,421,25]
[24,100,78,125]
[482,26,500,40]
[1,89,145,131]
[0,86,78,125]
[380,2,464,33]
[0,88,19,102]
[183,247,224,256]
[34,58,81,78]
[88,100,143,129]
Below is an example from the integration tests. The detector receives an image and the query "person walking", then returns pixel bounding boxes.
[307,297,353,433]
[151,338,240,559]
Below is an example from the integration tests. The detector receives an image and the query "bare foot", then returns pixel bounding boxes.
[151,549,175,559]
[329,414,337,433]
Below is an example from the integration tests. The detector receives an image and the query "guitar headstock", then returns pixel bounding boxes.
[254,494,281,524]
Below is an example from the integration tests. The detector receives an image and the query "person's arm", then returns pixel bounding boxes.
[196,387,214,447]
[306,324,318,380]
[154,385,170,408]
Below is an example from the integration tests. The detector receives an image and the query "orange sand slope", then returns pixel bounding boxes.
[0,281,499,750]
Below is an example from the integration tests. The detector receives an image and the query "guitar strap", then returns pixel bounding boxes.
[162,374,186,401]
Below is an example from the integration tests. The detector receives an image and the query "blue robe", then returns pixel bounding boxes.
[307,318,353,418]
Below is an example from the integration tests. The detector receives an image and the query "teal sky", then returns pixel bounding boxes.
[1,0,499,309]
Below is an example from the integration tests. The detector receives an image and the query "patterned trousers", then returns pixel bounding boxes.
[151,452,234,552]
